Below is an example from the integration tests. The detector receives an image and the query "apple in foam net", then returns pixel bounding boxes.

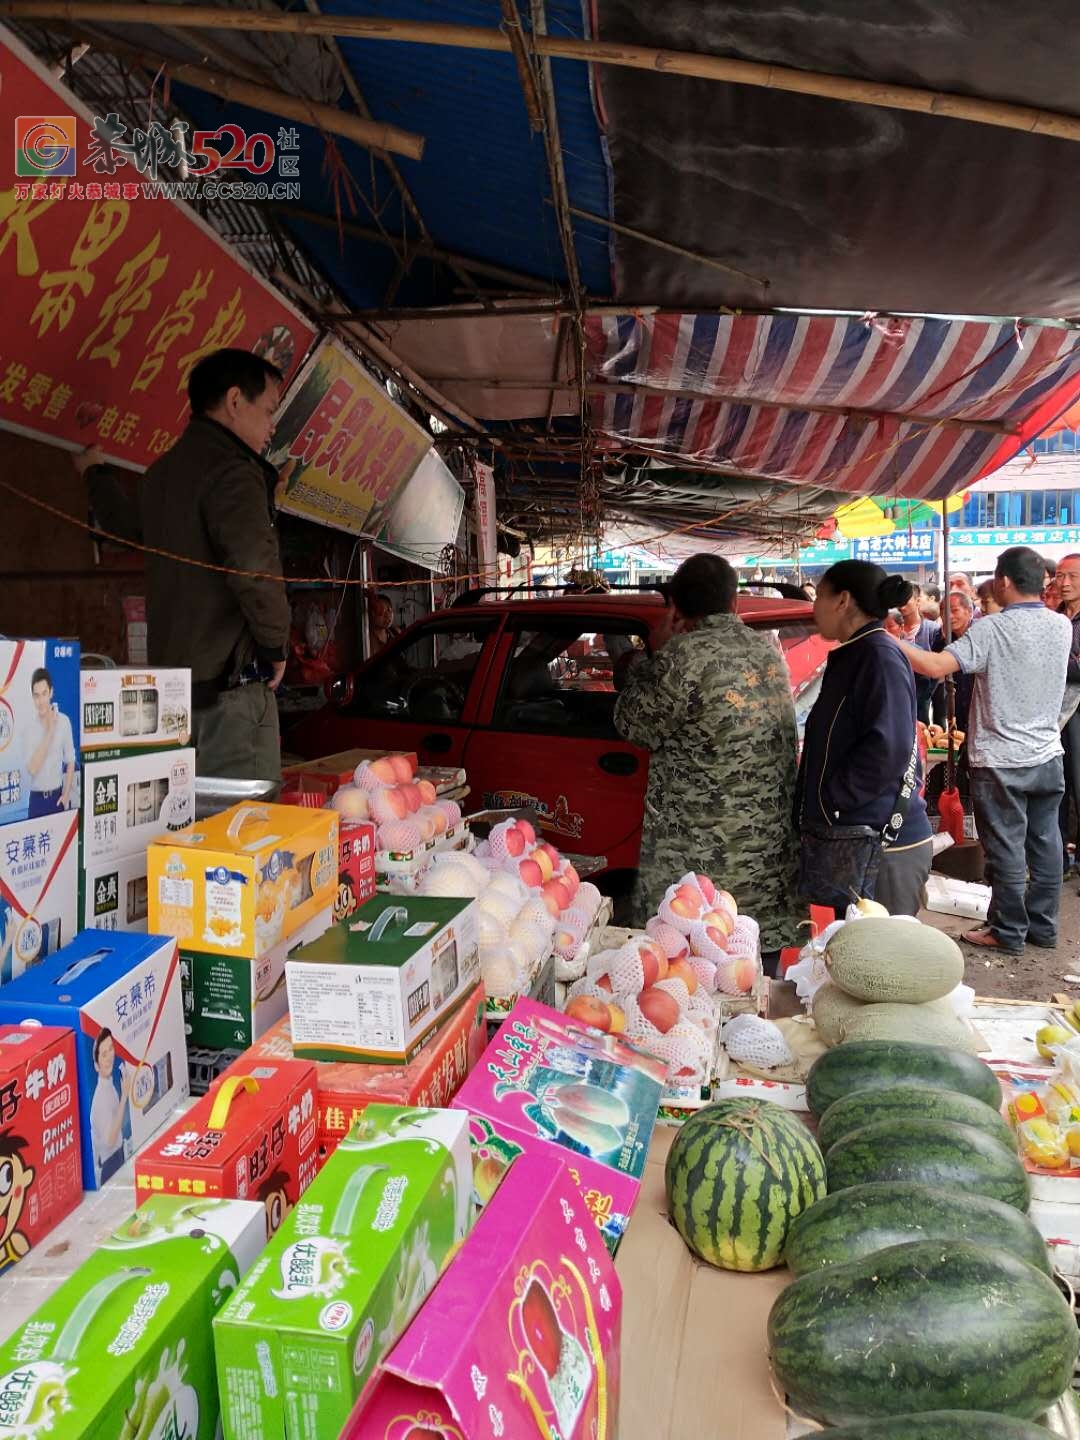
[695,874,717,904]
[638,986,680,1034]
[701,906,735,938]
[504,824,528,858]
[666,959,699,995]
[636,940,667,989]
[518,857,545,889]
[416,778,437,805]
[543,878,572,914]
[669,882,706,922]
[565,994,612,1032]
[517,819,536,845]
[532,847,555,882]
[390,753,415,783]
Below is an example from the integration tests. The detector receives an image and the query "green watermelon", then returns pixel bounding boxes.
[806,1040,1002,1117]
[816,1084,1014,1154]
[826,1119,1030,1210]
[768,1239,1077,1424]
[664,1098,826,1272]
[785,1181,1051,1277]
[816,1414,1059,1439]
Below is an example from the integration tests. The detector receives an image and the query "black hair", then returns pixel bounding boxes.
[0,1130,28,1161]
[995,546,1046,598]
[977,578,996,603]
[667,553,738,618]
[188,348,283,416]
[92,1028,114,1067]
[923,583,941,601]
[819,560,912,620]
[30,667,52,692]
[1044,557,1058,578]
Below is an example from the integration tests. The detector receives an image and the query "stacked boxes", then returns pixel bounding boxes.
[0,931,189,1189]
[79,666,194,935]
[0,641,81,982]
[148,803,339,1050]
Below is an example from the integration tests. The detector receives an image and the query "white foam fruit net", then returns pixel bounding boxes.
[723,1014,794,1070]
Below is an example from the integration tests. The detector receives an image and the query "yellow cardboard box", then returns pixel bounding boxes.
[148,802,339,960]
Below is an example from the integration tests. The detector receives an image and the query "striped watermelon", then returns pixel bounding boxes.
[665,1098,826,1272]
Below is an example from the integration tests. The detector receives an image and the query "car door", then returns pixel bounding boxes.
[463,615,651,874]
[296,615,504,770]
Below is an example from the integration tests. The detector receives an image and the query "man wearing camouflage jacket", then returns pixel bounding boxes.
[614,554,803,952]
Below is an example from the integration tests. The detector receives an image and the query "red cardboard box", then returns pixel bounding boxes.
[281,749,419,805]
[0,1025,81,1274]
[350,1147,621,1440]
[134,1057,320,1237]
[336,820,376,921]
[224,982,487,1154]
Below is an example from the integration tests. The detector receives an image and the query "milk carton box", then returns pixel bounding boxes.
[80,667,192,752]
[0,638,80,826]
[81,745,195,867]
[0,1025,81,1275]
[148,802,339,960]
[0,1192,265,1440]
[285,894,480,1065]
[0,810,79,982]
[80,851,149,933]
[0,931,188,1189]
[214,1104,473,1440]
[352,1149,622,1440]
[452,998,666,1250]
[136,1059,320,1237]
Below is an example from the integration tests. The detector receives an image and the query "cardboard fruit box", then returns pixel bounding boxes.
[81,745,196,867]
[79,667,192,753]
[285,893,480,1065]
[452,998,666,1251]
[0,931,188,1189]
[213,1104,474,1440]
[0,1025,81,1275]
[135,1057,320,1238]
[0,809,79,982]
[0,638,80,826]
[148,802,339,960]
[0,1192,265,1440]
[352,1147,621,1440]
[223,982,488,1154]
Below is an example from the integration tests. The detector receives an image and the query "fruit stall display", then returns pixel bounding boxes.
[564,872,761,1086]
[656,1029,1080,1433]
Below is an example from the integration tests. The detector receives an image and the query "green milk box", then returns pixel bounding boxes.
[214,1104,473,1440]
[0,1193,265,1440]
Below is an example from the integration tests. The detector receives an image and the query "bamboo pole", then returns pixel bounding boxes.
[500,0,543,132]
[51,28,426,158]
[9,3,1079,144]
[416,375,1018,436]
[556,203,767,290]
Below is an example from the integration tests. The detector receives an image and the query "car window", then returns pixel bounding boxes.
[346,620,498,723]
[493,621,649,738]
[749,618,829,738]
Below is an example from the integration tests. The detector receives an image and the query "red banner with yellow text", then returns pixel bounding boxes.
[0,30,316,469]
[269,337,434,536]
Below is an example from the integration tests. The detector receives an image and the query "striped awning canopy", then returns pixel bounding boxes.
[586,312,1080,501]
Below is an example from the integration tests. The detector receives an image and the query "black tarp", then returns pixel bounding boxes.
[593,0,1080,317]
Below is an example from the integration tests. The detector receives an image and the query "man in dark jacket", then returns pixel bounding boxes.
[1057,552,1080,875]
[75,349,291,781]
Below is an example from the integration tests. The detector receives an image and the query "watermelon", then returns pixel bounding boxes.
[826,1119,1030,1210]
[806,1040,1001,1117]
[785,1181,1051,1277]
[768,1239,1078,1424]
[664,1098,826,1272]
[814,1414,1058,1439]
[816,1084,1015,1154]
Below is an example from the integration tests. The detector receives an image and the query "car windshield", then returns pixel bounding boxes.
[346,620,498,723]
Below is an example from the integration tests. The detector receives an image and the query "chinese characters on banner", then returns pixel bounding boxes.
[851,531,937,563]
[268,338,434,536]
[474,461,498,578]
[0,30,316,468]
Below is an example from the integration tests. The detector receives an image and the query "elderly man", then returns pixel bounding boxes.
[1057,553,1080,874]
[931,590,976,732]
[898,586,941,723]
[613,553,802,954]
[899,546,1071,954]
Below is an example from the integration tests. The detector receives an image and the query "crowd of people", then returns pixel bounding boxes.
[617,544,1080,966]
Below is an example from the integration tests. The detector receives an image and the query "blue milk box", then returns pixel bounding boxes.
[0,639,81,825]
[0,931,189,1189]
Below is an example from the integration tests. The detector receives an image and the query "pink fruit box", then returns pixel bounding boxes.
[451,998,667,1252]
[348,1146,621,1440]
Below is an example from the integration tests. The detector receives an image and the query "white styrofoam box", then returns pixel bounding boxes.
[925,871,990,920]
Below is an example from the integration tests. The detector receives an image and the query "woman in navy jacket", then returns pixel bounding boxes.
[795,560,933,916]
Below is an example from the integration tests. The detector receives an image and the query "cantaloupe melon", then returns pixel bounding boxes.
[826,920,964,1005]
[840,1001,978,1053]
[812,984,868,1047]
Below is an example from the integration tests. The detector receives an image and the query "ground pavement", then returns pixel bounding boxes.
[922,883,1080,1001]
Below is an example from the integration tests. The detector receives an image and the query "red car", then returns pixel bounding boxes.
[287,590,828,890]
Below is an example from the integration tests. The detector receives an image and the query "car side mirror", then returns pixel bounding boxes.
[327,675,355,708]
